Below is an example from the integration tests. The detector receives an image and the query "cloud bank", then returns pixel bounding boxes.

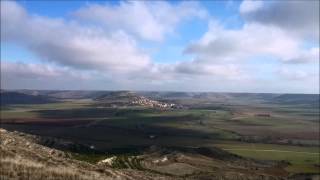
[1,1,319,93]
[73,1,207,42]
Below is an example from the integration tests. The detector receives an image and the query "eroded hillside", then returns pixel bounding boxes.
[0,128,172,180]
[1,128,311,180]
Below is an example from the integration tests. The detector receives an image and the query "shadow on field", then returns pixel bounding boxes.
[32,108,159,119]
[2,107,224,152]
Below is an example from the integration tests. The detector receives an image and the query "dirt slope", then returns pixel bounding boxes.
[0,128,171,180]
[1,128,312,180]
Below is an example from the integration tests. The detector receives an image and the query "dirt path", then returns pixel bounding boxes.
[223,148,319,155]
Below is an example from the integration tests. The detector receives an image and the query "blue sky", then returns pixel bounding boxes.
[2,1,237,67]
[9,0,243,64]
[1,0,319,93]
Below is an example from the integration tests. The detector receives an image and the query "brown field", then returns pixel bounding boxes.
[1,118,94,127]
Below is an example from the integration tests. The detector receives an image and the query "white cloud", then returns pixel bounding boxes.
[239,0,263,14]
[73,1,207,42]
[240,0,319,39]
[275,66,319,93]
[0,61,124,90]
[287,47,319,64]
[0,1,240,85]
[277,66,319,81]
[1,1,151,74]
[169,61,247,80]
[185,21,318,64]
[181,1,319,93]
[1,61,93,80]
[0,1,318,93]
[277,68,308,81]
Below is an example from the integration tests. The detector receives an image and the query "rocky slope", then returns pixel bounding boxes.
[0,128,171,180]
[1,128,316,180]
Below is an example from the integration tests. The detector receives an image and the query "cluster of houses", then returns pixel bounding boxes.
[131,96,175,109]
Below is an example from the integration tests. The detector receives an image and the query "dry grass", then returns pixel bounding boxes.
[0,156,112,180]
[0,129,117,180]
[0,128,173,180]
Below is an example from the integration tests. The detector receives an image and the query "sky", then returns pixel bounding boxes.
[1,0,319,93]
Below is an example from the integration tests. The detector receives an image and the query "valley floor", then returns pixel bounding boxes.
[0,91,319,179]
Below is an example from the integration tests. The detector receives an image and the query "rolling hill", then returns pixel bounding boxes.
[95,91,175,108]
[0,92,56,105]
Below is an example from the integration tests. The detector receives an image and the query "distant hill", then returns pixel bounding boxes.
[0,92,56,105]
[95,91,138,101]
[1,90,318,107]
[11,90,106,99]
[270,94,319,107]
[42,90,106,99]
[139,91,195,99]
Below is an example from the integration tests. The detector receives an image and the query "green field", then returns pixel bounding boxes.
[215,141,320,174]
[0,100,92,119]
[1,98,319,175]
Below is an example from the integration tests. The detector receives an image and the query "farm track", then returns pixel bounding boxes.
[223,148,319,155]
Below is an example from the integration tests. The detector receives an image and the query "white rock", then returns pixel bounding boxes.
[160,156,168,162]
[98,156,116,166]
[153,156,168,164]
